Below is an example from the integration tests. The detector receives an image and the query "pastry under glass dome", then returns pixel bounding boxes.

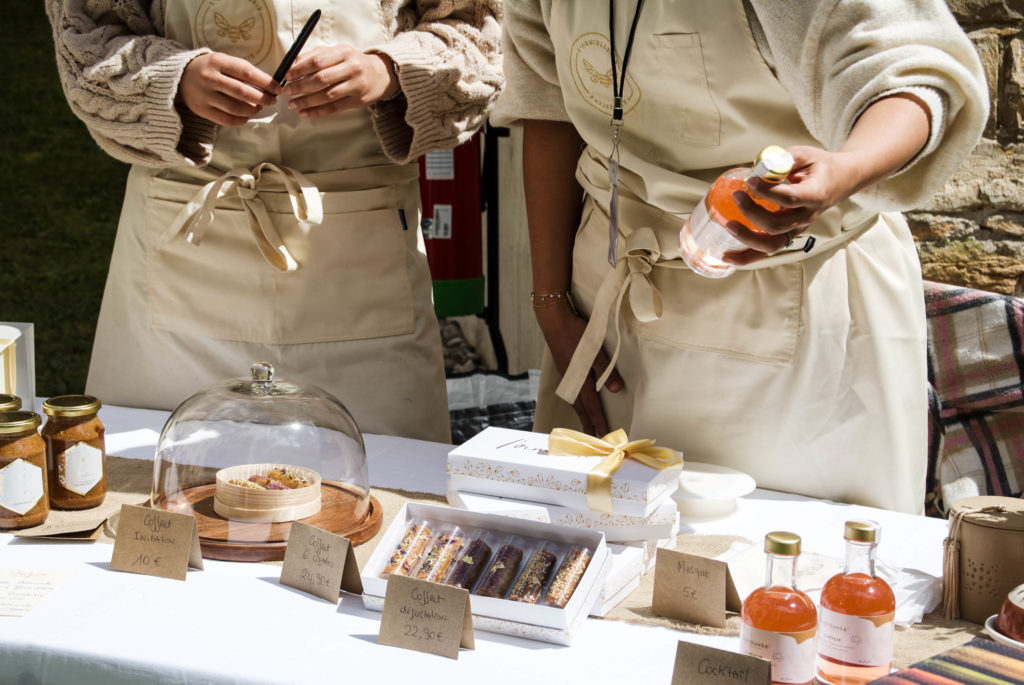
[151,362,381,561]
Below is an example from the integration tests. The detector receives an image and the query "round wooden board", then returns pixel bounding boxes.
[163,482,382,562]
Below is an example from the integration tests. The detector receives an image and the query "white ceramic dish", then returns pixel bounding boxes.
[985,614,1024,650]
[672,461,756,518]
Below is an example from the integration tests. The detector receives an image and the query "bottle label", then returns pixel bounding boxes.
[817,607,894,667]
[58,442,104,496]
[740,622,816,683]
[0,458,44,515]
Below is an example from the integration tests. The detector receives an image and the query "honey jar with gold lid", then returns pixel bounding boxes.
[0,394,22,412]
[42,395,107,510]
[0,411,49,529]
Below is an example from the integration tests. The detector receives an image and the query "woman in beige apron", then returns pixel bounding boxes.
[493,0,987,513]
[47,1,503,443]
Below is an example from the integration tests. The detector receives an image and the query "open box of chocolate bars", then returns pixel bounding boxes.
[361,502,610,645]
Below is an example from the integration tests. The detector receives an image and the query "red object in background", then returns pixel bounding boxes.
[418,133,483,282]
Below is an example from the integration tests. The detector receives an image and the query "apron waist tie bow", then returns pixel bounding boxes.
[159,162,324,272]
[555,226,668,404]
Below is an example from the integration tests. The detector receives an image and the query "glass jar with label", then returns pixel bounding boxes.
[0,394,22,412]
[0,411,49,529]
[42,395,107,510]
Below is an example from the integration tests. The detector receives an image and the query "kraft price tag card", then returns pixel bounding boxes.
[652,548,741,628]
[110,504,204,581]
[378,574,474,660]
[279,521,362,602]
[672,641,771,685]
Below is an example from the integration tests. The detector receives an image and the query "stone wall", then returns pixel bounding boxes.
[912,1,1024,296]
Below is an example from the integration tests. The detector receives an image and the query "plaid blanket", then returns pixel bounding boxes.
[925,280,1024,516]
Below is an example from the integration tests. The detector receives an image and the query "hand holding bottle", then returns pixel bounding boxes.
[722,145,864,267]
[686,93,932,275]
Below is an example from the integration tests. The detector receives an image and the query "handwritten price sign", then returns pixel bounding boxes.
[279,521,362,602]
[652,548,741,628]
[378,574,474,659]
[110,504,203,581]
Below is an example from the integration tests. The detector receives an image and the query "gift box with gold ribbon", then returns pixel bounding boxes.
[446,427,683,518]
[446,489,680,543]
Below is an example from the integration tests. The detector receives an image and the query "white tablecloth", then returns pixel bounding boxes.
[0,404,947,685]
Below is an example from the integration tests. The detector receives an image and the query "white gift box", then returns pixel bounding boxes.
[589,543,645,617]
[447,489,680,543]
[361,502,609,645]
[446,427,681,518]
[0,323,35,413]
[589,537,676,617]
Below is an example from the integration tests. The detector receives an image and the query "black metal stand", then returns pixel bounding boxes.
[481,124,510,375]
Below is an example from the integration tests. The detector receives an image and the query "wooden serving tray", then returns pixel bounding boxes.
[164,481,382,562]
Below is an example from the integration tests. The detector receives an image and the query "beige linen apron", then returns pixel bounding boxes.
[535,0,926,513]
[86,0,451,442]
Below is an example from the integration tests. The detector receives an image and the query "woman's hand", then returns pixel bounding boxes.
[178,52,279,126]
[722,93,931,266]
[722,146,859,266]
[534,299,623,437]
[282,45,399,117]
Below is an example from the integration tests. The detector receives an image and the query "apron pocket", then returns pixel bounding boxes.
[652,32,720,146]
[572,199,802,365]
[145,177,415,345]
[634,261,802,364]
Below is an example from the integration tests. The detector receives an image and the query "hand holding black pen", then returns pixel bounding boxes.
[178,51,280,128]
[281,42,401,118]
[273,10,322,86]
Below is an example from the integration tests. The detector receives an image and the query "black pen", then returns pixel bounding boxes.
[272,9,322,86]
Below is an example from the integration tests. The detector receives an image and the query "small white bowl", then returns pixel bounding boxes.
[985,614,1024,650]
[672,461,756,519]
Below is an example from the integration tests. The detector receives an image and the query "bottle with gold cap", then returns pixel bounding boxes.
[679,145,795,278]
[740,531,817,685]
[41,395,106,510]
[0,411,49,529]
[816,520,895,685]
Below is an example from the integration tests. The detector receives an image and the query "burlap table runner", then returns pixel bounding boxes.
[20,455,983,667]
[598,534,986,667]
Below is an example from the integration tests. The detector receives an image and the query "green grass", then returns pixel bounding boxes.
[0,4,128,396]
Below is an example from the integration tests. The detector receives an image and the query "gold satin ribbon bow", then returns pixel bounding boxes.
[159,162,324,272]
[548,427,683,514]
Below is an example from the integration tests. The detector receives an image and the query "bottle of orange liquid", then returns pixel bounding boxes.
[740,531,817,685]
[679,145,794,278]
[816,521,895,685]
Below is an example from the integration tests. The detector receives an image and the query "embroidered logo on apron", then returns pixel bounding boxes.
[193,0,274,64]
[569,32,641,116]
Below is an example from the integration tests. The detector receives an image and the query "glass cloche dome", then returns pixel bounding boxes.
[151,362,381,561]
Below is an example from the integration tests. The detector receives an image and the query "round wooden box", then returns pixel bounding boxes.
[952,496,1024,625]
[213,463,321,523]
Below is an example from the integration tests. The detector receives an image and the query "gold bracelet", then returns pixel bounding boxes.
[530,290,581,316]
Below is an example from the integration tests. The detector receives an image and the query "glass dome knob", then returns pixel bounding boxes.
[251,362,274,387]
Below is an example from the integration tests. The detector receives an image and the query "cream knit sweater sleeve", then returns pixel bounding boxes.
[744,0,987,210]
[47,0,503,169]
[370,0,505,164]
[493,0,987,212]
[45,0,216,168]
